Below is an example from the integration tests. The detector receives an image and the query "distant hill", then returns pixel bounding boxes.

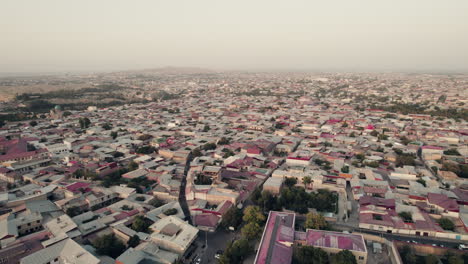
[114,67,217,75]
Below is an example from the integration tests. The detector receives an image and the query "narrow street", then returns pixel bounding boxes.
[179,152,193,225]
[345,183,359,225]
[332,223,463,249]
[195,229,239,264]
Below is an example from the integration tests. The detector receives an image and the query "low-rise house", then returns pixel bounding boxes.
[427,192,459,217]
[149,216,199,255]
[116,242,179,264]
[44,214,81,245]
[263,177,283,195]
[254,211,368,264]
[295,229,367,264]
[20,238,100,264]
[0,167,21,183]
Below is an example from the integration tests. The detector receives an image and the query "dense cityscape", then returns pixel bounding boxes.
[0,70,467,264]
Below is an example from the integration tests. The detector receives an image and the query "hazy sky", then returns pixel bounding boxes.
[1,0,468,73]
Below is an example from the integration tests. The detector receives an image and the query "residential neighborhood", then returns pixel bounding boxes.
[0,71,467,264]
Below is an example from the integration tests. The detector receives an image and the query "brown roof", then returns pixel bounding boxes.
[161,223,181,236]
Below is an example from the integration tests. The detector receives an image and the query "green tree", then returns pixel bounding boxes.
[241,222,262,240]
[304,212,329,230]
[398,211,413,223]
[79,117,91,129]
[93,234,126,258]
[400,245,416,264]
[438,218,455,231]
[192,148,202,157]
[302,176,312,189]
[341,166,350,173]
[222,148,235,158]
[330,250,357,264]
[110,131,118,139]
[355,153,365,160]
[128,161,138,171]
[127,235,140,248]
[149,198,164,208]
[444,148,461,156]
[461,164,468,178]
[137,134,152,141]
[221,207,243,229]
[218,137,231,145]
[425,255,439,264]
[284,177,298,188]
[250,187,262,205]
[396,154,416,167]
[135,196,145,202]
[203,124,210,132]
[219,238,253,264]
[121,205,133,211]
[444,252,464,264]
[416,178,426,187]
[66,206,82,217]
[163,208,178,216]
[243,206,266,224]
[202,143,217,151]
[400,136,411,145]
[292,245,329,264]
[131,216,152,233]
[135,146,155,154]
[194,173,213,185]
[113,151,124,158]
[259,191,280,212]
[29,120,38,127]
[101,123,112,130]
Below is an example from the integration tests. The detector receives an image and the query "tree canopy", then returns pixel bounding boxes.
[292,245,329,264]
[131,216,152,233]
[330,250,357,264]
[220,207,243,229]
[218,238,253,264]
[242,206,266,224]
[438,218,455,231]
[93,234,126,258]
[304,212,329,230]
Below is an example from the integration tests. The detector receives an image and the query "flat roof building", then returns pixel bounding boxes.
[149,216,199,255]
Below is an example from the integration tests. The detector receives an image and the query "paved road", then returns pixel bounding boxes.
[376,169,392,186]
[344,184,359,225]
[332,223,463,248]
[179,152,193,225]
[194,229,238,264]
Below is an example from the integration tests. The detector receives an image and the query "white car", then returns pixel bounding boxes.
[459,244,468,250]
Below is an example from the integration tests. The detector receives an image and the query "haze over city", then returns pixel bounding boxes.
[0,2,468,264]
[1,0,468,73]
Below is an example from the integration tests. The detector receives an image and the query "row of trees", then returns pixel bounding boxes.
[400,245,467,264]
[395,151,416,167]
[373,102,468,122]
[219,206,266,264]
[442,161,468,179]
[251,184,338,214]
[293,245,357,264]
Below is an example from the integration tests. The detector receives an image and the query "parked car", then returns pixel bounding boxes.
[215,250,223,259]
